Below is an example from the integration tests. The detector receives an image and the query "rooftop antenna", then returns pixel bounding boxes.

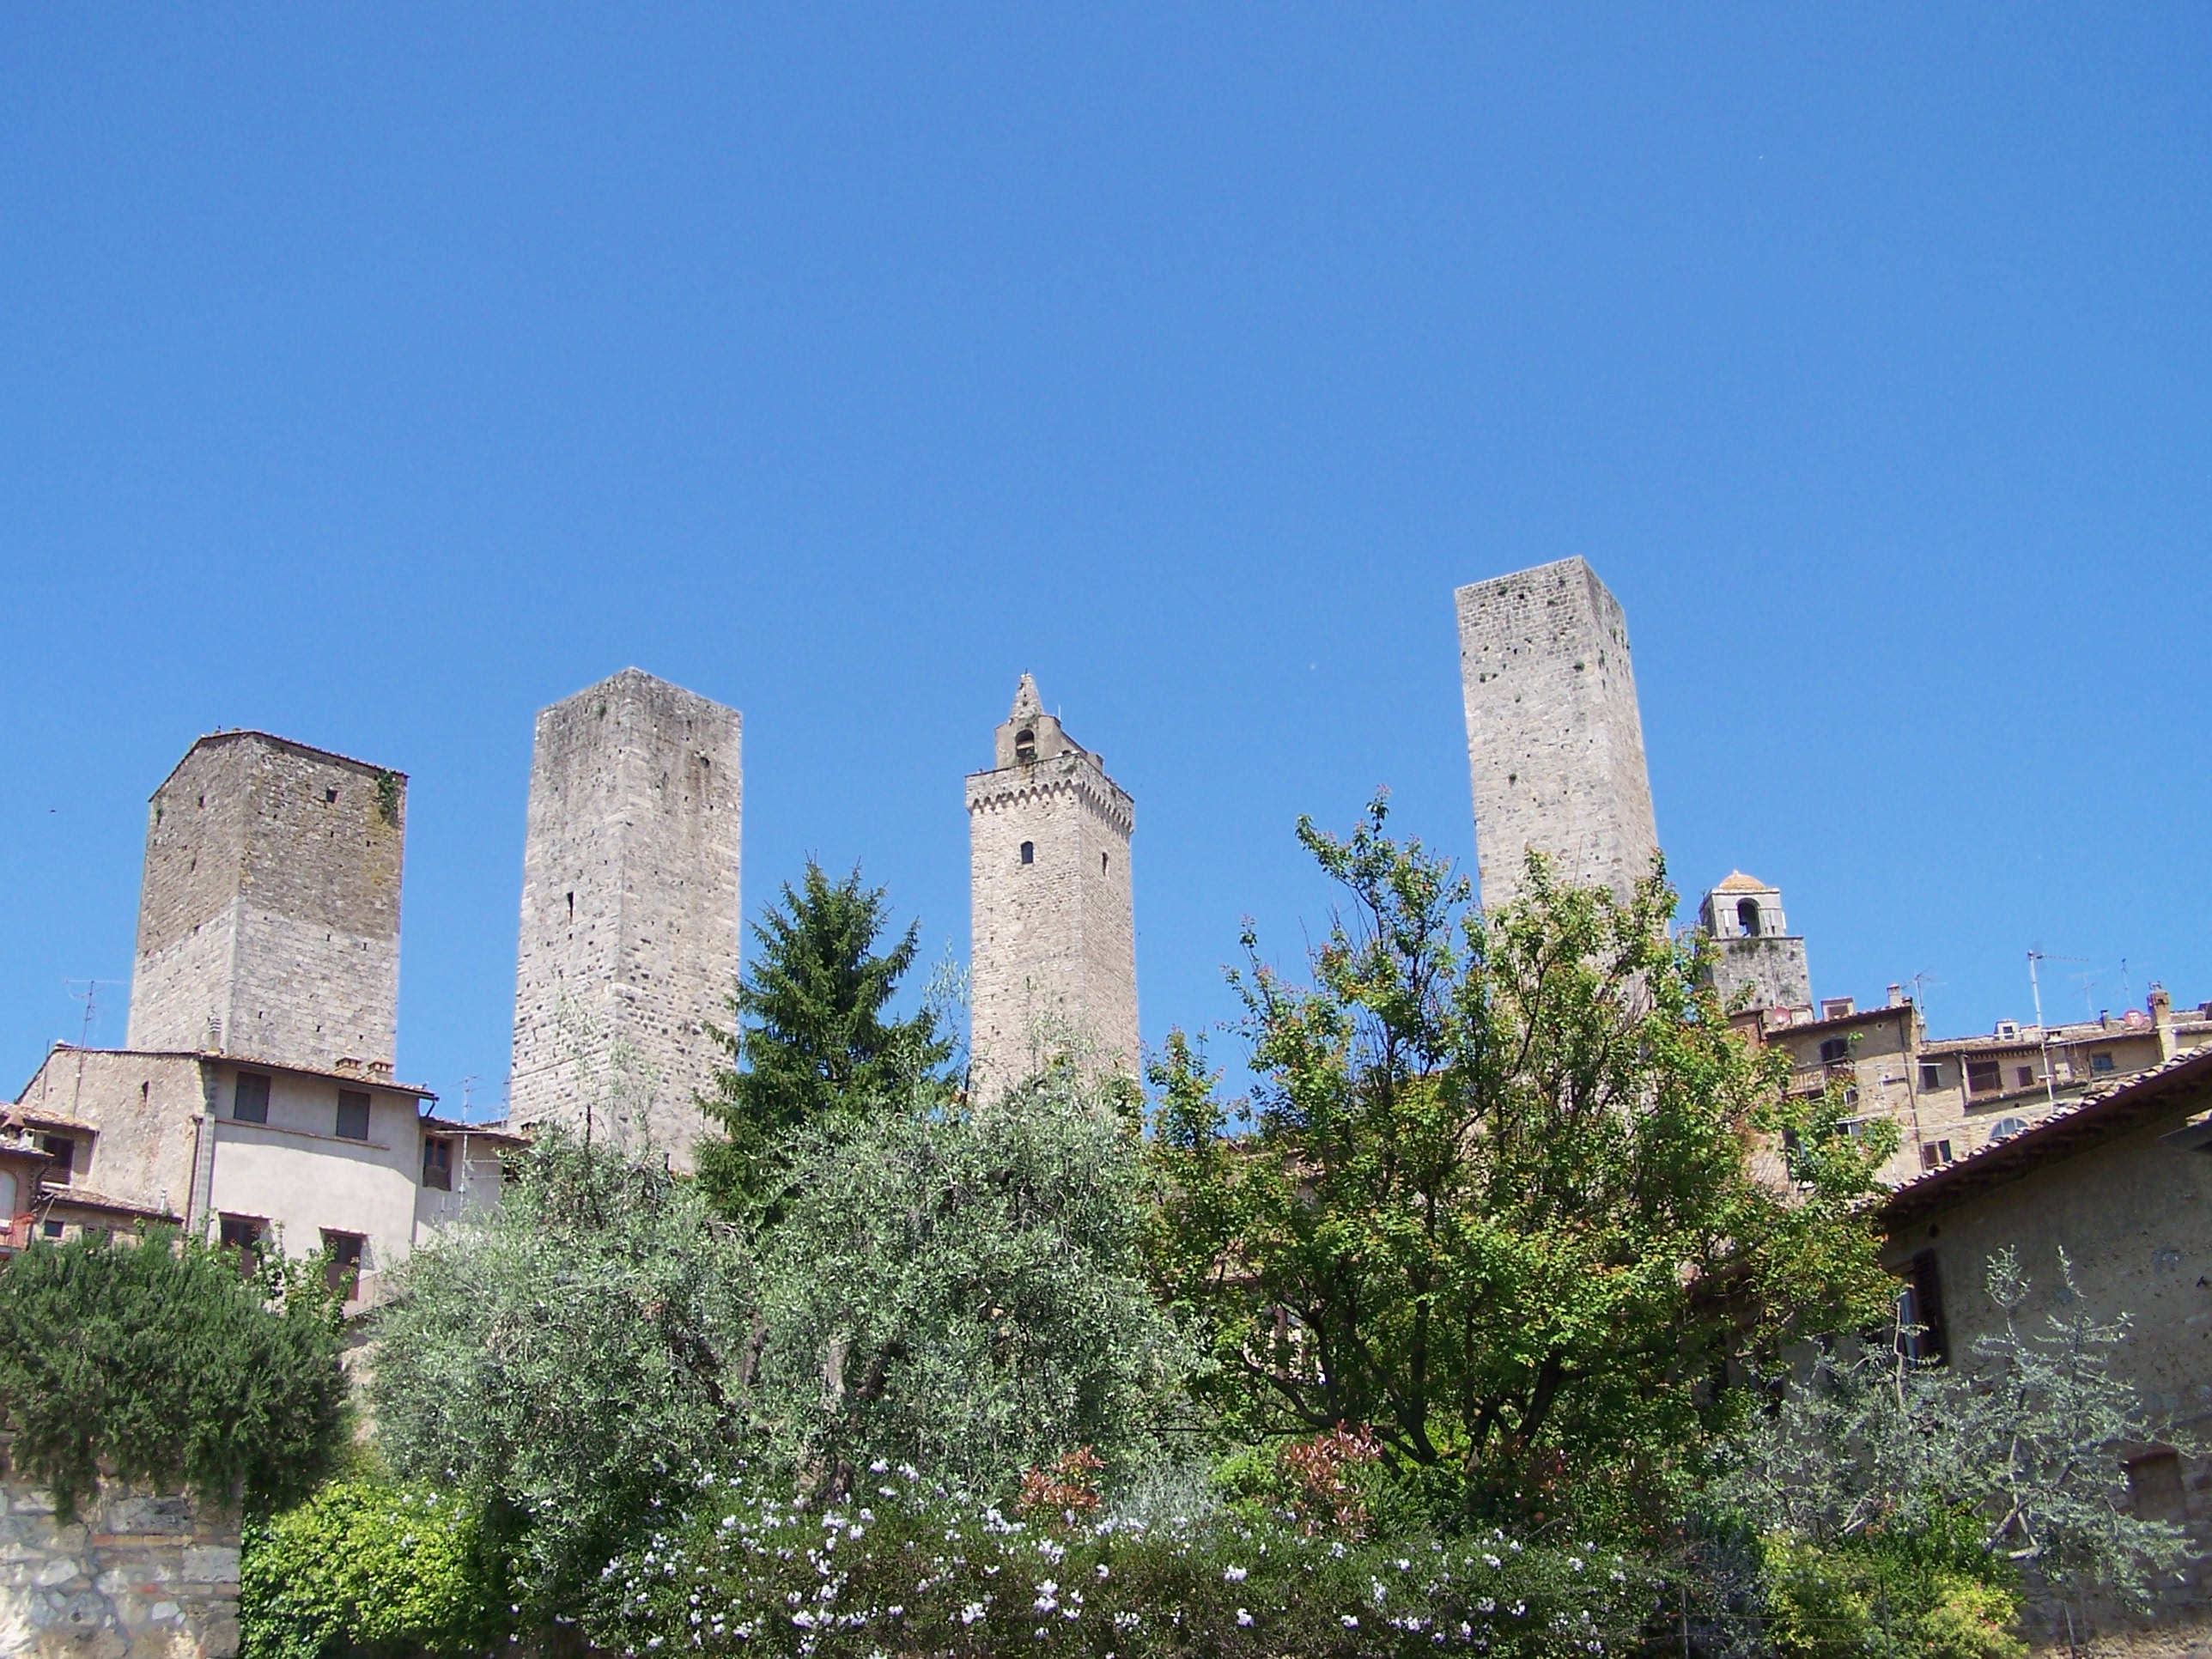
[460,1074,478,1124]
[63,979,106,1048]
[2027,951,2093,1110]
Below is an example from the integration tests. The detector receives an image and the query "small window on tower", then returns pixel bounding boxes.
[1019,842,1035,866]
[1919,1060,1943,1091]
[1736,898,1762,937]
[1101,853,1109,873]
[1015,728,1036,763]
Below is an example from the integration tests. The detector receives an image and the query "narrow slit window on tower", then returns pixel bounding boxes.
[1020,842,1035,866]
[1015,728,1036,763]
[1101,853,1109,873]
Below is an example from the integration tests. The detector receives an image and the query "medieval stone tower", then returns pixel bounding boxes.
[125,732,406,1072]
[507,669,742,1168]
[965,675,1139,1102]
[1697,872,1813,1016]
[1455,557,1660,909]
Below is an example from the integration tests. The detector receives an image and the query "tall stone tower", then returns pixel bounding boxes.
[507,669,742,1168]
[126,732,406,1072]
[1697,872,1813,1016]
[1455,557,1660,909]
[965,675,1138,1102]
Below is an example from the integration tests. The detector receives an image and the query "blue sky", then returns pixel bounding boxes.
[3,6,2207,1113]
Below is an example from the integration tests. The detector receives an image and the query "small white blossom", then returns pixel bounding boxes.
[1223,1565,1248,1583]
[1342,1614,1360,1628]
[1237,1610,1254,1627]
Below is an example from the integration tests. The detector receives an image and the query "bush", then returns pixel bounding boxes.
[369,1130,754,1611]
[241,1480,506,1659]
[1759,1531,2023,1659]
[586,1461,1653,1659]
[0,1227,346,1519]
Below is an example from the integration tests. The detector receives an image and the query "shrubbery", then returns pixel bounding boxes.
[0,1226,346,1518]
[241,1479,506,1659]
[586,1457,1651,1659]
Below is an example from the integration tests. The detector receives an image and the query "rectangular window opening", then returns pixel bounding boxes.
[2127,1451,2187,1523]
[321,1230,366,1300]
[1918,1060,1942,1091]
[336,1091,372,1141]
[234,1073,271,1124]
[1966,1060,2002,1095]
[40,1135,75,1185]
[422,1136,453,1191]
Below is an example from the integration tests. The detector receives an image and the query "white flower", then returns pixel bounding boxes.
[1484,1553,1503,1568]
[1236,1610,1254,1627]
[1510,1602,1526,1617]
[1568,1556,1583,1571]
[1477,1599,1495,1613]
[1223,1565,1249,1583]
[869,1459,890,1473]
[1097,1565,1109,1579]
[959,1602,988,1626]
[1342,1614,1360,1628]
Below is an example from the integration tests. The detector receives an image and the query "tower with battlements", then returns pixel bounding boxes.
[1455,557,1660,909]
[965,676,1138,1101]
[507,669,742,1167]
[126,732,406,1072]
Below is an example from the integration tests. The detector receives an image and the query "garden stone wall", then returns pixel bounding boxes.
[0,1468,238,1659]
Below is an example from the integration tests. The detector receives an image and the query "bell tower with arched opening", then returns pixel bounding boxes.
[1696,872,1812,1017]
[965,674,1138,1103]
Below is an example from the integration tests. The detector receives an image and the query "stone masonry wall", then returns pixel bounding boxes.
[0,1466,239,1659]
[966,689,1137,1103]
[126,734,404,1072]
[508,670,742,1170]
[1455,557,1659,910]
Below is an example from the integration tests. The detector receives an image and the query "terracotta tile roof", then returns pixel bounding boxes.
[1878,1045,2212,1233]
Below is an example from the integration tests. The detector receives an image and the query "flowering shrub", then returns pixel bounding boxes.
[587,1462,1652,1659]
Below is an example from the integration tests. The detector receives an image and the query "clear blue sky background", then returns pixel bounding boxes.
[3,7,2207,1115]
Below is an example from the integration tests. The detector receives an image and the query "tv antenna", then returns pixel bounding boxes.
[63,979,109,1048]
[2027,951,2093,1109]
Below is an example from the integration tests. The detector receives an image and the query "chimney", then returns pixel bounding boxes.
[2152,984,2176,1062]
[1886,983,1905,1008]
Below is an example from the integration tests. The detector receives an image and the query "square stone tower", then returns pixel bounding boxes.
[1697,872,1813,1016]
[125,732,406,1071]
[1455,557,1660,909]
[507,669,741,1168]
[966,675,1138,1103]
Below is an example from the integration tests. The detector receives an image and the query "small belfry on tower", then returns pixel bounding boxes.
[964,674,1139,1103]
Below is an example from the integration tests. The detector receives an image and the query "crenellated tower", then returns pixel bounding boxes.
[964,676,1138,1102]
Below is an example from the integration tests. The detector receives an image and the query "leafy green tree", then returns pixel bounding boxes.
[1147,798,1895,1528]
[368,1131,753,1613]
[696,860,954,1219]
[0,1227,346,1519]
[1717,1249,2191,1626]
[752,1061,1188,1500]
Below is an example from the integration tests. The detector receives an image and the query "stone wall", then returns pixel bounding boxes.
[126,732,405,1073]
[0,1468,238,1659]
[1455,557,1659,910]
[966,678,1138,1103]
[508,669,743,1170]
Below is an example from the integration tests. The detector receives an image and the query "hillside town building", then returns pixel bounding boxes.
[1880,1046,2212,1624]
[3,732,515,1295]
[965,675,1139,1103]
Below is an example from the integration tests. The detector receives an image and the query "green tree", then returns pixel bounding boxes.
[368,1131,753,1613]
[696,859,954,1220]
[0,1228,346,1519]
[752,1061,1189,1500]
[1147,797,1895,1528]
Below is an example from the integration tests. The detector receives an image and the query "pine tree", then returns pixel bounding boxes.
[695,860,953,1221]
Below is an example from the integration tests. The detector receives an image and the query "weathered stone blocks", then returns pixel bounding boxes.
[0,1470,238,1659]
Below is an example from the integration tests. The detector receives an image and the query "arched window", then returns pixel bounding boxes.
[1015,728,1037,763]
[1020,842,1035,866]
[1736,897,1762,937]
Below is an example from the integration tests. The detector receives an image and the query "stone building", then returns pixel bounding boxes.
[965,676,1138,1103]
[1455,557,1660,909]
[1741,981,2212,1188]
[507,669,742,1170]
[1879,1046,2212,1631]
[125,732,404,1073]
[5,730,516,1303]
[1696,872,1812,1017]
